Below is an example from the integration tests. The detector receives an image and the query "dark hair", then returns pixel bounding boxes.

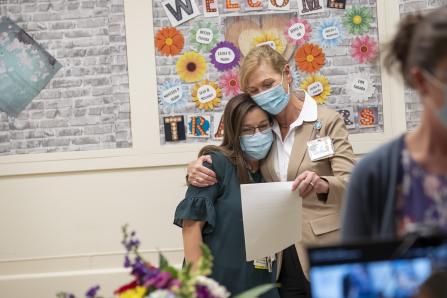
[199,93,271,184]
[416,271,447,298]
[385,6,447,86]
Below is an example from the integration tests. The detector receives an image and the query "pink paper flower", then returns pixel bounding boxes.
[284,18,312,46]
[351,35,378,63]
[219,70,240,97]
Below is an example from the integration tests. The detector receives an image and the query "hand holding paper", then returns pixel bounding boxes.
[241,182,302,261]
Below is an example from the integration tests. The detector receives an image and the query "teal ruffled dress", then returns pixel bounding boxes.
[174,151,279,297]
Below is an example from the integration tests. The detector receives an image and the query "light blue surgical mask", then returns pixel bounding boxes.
[252,73,290,115]
[424,70,447,128]
[240,128,274,160]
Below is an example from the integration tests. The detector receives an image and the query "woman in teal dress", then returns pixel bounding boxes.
[174,94,279,297]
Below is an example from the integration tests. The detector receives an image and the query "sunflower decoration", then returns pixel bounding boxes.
[176,51,207,83]
[351,35,378,63]
[300,74,331,104]
[155,27,184,56]
[295,43,326,73]
[192,80,222,111]
[251,29,286,54]
[189,21,219,53]
[219,69,241,97]
[343,6,373,35]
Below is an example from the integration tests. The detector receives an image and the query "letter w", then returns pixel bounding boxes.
[165,0,194,21]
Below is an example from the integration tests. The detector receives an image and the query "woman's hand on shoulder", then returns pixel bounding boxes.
[291,170,329,198]
[187,155,218,187]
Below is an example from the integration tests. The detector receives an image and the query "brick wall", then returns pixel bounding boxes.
[399,0,447,130]
[153,0,385,145]
[0,0,131,155]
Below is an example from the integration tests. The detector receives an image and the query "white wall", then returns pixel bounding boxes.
[0,166,187,297]
[0,0,410,297]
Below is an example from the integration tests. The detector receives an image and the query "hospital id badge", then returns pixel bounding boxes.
[254,258,268,270]
[307,136,334,161]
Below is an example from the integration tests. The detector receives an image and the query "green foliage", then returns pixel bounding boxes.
[233,284,278,298]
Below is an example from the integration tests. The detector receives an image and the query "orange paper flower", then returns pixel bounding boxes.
[295,43,325,73]
[155,27,184,56]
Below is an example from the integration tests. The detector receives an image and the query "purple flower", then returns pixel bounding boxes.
[124,255,131,268]
[130,239,140,248]
[210,41,240,72]
[145,271,173,289]
[132,260,151,278]
[196,284,214,298]
[85,285,100,298]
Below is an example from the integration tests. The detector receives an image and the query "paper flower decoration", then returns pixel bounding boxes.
[300,74,331,104]
[343,6,373,35]
[347,72,375,102]
[192,80,222,111]
[189,21,219,52]
[176,51,207,83]
[289,63,301,91]
[251,30,285,54]
[351,35,378,63]
[158,79,189,114]
[155,27,184,56]
[210,41,240,72]
[219,69,241,97]
[295,43,326,73]
[317,19,343,48]
[284,18,312,46]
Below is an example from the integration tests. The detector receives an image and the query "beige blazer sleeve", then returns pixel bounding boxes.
[319,110,356,205]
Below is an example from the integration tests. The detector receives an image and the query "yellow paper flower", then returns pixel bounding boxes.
[192,80,222,111]
[300,74,331,104]
[118,287,147,298]
[176,51,207,83]
[251,30,285,54]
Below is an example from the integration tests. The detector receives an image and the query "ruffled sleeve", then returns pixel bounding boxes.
[173,151,229,234]
[174,196,217,234]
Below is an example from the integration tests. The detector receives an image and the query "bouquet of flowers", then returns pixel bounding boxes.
[58,225,274,298]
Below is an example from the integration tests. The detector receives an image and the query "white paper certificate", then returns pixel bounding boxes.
[241,182,302,261]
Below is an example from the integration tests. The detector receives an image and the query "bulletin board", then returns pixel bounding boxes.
[0,0,407,176]
[154,0,388,145]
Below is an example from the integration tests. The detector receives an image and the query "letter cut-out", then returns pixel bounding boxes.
[213,112,224,140]
[269,0,290,11]
[162,0,201,27]
[203,0,219,17]
[164,116,186,142]
[298,0,324,15]
[187,115,211,138]
[247,0,263,10]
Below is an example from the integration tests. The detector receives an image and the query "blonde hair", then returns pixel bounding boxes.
[239,45,288,92]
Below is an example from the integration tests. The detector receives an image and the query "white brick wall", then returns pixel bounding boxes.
[153,0,385,145]
[0,0,132,155]
[399,0,447,130]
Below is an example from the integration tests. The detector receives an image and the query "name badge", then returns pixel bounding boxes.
[254,257,268,270]
[307,136,334,161]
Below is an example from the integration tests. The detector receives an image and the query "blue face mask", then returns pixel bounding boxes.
[240,128,274,161]
[424,70,447,128]
[252,74,290,115]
